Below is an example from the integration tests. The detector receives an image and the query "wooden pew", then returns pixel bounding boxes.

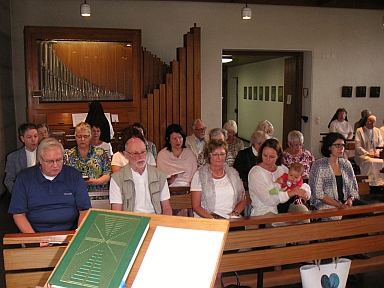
[216,203,384,288]
[89,190,110,210]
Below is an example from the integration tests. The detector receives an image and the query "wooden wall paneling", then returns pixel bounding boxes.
[148,53,154,94]
[141,97,148,135]
[147,93,154,145]
[159,84,167,149]
[153,89,160,149]
[143,49,150,96]
[191,26,201,121]
[184,32,194,136]
[172,61,180,125]
[166,73,173,128]
[34,114,47,125]
[153,57,160,90]
[177,47,187,132]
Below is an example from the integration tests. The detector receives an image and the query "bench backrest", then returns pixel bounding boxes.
[219,203,384,274]
[89,190,110,210]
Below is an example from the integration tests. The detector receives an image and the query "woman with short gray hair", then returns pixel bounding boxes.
[283,130,314,179]
[197,128,235,168]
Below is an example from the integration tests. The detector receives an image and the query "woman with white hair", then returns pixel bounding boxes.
[283,130,314,179]
[255,120,274,137]
[223,120,244,158]
[197,128,235,167]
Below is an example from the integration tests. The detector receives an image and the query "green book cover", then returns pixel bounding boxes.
[47,209,150,288]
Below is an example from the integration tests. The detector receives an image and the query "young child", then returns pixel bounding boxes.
[276,162,307,204]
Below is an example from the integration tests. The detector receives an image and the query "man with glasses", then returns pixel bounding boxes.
[185,119,208,159]
[109,127,172,215]
[4,123,39,193]
[8,138,91,233]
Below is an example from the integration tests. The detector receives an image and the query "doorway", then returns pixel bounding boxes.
[222,50,304,149]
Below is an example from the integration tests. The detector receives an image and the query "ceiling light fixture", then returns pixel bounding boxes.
[242,2,252,20]
[222,55,233,63]
[80,1,91,17]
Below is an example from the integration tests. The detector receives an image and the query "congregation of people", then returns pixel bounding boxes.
[4,104,382,245]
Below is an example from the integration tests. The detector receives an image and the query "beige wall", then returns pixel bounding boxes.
[9,0,384,159]
[1,0,16,194]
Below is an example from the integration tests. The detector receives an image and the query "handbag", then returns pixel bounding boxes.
[300,258,351,288]
[221,271,251,288]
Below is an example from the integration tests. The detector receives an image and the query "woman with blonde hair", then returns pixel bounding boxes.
[64,122,111,191]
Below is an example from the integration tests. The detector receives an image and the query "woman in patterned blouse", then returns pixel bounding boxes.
[64,122,111,191]
[283,130,315,179]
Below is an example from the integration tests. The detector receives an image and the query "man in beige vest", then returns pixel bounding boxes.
[109,127,172,215]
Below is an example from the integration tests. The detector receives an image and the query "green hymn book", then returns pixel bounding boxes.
[47,209,150,288]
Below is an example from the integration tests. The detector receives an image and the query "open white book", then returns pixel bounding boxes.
[132,226,225,288]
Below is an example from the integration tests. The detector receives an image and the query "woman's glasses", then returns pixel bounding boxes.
[210,153,227,158]
[332,143,346,148]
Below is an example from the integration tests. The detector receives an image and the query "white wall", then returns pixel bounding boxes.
[10,0,384,158]
[228,58,285,142]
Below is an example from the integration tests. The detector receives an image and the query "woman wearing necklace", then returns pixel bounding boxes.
[190,139,246,218]
[157,124,197,187]
[309,132,363,221]
[248,138,309,218]
[64,122,111,191]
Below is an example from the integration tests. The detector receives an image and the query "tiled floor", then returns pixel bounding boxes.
[1,191,384,287]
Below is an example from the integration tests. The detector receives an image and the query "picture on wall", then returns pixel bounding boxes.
[253,86,258,100]
[356,86,366,98]
[370,86,380,98]
[271,86,276,101]
[342,86,352,98]
[248,87,252,100]
[244,87,247,99]
[278,86,284,102]
[265,86,270,101]
[259,86,264,101]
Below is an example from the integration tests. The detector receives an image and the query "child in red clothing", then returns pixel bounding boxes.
[276,162,305,204]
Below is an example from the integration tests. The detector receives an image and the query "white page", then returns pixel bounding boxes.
[132,226,225,288]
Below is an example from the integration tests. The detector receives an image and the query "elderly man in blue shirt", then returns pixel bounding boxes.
[8,137,91,233]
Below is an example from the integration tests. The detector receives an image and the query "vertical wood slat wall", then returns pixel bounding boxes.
[141,25,201,152]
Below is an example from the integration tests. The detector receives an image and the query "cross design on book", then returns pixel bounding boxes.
[60,214,141,287]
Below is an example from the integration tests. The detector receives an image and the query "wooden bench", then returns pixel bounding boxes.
[89,190,110,210]
[216,203,384,288]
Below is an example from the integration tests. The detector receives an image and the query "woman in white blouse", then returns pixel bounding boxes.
[248,138,310,218]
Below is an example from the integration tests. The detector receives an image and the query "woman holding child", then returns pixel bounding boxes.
[190,139,246,218]
[248,138,310,217]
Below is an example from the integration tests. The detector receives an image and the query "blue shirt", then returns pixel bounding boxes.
[8,164,91,232]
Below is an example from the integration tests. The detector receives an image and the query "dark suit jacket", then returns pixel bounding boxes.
[4,147,28,193]
[233,147,258,182]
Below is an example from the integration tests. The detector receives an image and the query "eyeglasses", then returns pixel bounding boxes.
[290,143,303,148]
[76,135,90,139]
[332,143,346,148]
[41,157,64,165]
[210,153,227,158]
[125,150,148,157]
[194,127,206,132]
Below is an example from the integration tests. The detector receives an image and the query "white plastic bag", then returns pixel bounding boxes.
[300,258,351,288]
